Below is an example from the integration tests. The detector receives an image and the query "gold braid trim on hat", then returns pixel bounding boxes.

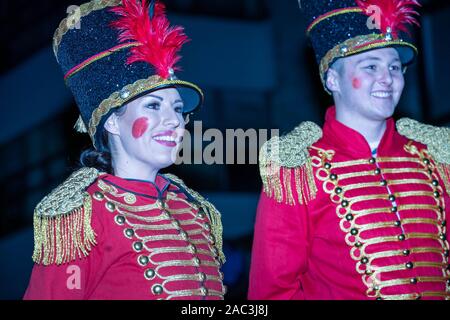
[397,118,450,196]
[53,0,122,58]
[319,34,418,93]
[259,121,323,206]
[32,167,100,265]
[88,75,203,148]
[163,173,226,264]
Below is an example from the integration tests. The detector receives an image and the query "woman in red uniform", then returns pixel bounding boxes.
[249,0,450,300]
[24,0,225,300]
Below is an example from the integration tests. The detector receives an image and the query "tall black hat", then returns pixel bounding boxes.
[300,0,421,90]
[54,0,203,149]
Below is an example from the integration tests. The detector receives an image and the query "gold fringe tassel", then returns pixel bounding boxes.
[437,164,450,197]
[32,194,96,265]
[201,201,225,264]
[261,160,317,206]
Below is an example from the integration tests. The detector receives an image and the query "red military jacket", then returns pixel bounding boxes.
[249,107,450,300]
[24,171,225,300]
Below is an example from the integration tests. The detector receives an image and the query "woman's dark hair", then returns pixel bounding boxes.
[79,105,127,174]
[79,130,113,173]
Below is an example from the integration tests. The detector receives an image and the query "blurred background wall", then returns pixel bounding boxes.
[0,0,449,300]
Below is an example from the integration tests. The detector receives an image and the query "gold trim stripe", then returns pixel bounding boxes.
[306,7,363,35]
[53,0,121,58]
[329,159,371,168]
[382,168,429,175]
[161,274,222,285]
[377,157,424,163]
[381,293,419,300]
[166,289,225,300]
[421,291,449,298]
[337,170,377,180]
[358,221,398,232]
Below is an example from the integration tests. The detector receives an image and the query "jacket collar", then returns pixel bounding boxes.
[321,106,401,158]
[98,173,176,199]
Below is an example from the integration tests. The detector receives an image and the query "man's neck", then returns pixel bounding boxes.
[335,108,387,152]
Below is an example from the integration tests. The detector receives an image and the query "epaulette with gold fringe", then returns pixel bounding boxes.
[397,118,450,196]
[33,167,100,265]
[259,121,323,206]
[163,173,226,265]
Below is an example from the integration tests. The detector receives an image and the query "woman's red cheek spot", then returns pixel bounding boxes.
[132,117,149,139]
[352,77,361,89]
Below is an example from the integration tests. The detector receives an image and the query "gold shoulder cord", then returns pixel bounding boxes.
[33,167,100,265]
[397,118,450,196]
[163,174,225,264]
[259,121,323,205]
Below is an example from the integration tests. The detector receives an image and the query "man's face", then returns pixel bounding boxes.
[113,87,186,172]
[328,47,405,122]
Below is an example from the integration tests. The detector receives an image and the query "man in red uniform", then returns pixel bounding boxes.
[24,0,225,300]
[249,0,450,300]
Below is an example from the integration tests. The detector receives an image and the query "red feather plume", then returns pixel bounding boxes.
[109,0,189,79]
[356,0,421,36]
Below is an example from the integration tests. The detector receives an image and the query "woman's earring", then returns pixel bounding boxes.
[184,113,190,125]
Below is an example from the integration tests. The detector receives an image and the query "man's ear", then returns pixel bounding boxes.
[326,67,341,93]
[103,113,120,135]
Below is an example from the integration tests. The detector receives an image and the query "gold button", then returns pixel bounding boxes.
[124,228,134,238]
[145,269,156,280]
[133,241,143,252]
[106,202,116,212]
[197,210,206,219]
[115,215,125,225]
[188,244,197,253]
[198,272,206,281]
[138,255,149,266]
[156,200,164,209]
[193,257,201,266]
[93,191,104,200]
[200,287,208,296]
[172,220,181,228]
[179,230,188,240]
[152,284,163,295]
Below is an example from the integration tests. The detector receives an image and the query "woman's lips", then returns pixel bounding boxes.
[152,130,177,147]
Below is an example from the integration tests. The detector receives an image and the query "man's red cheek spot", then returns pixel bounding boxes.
[132,117,149,139]
[352,78,361,89]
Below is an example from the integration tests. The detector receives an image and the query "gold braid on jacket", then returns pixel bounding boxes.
[259,121,323,206]
[32,167,100,265]
[397,118,450,197]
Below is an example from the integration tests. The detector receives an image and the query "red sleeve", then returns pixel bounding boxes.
[23,258,90,300]
[248,189,311,300]
[23,189,103,300]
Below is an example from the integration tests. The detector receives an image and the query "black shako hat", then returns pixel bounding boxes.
[53,0,203,150]
[300,0,421,91]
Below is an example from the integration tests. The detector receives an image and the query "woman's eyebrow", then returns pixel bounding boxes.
[144,94,163,101]
[173,99,184,104]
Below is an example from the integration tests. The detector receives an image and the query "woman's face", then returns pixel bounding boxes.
[108,87,186,173]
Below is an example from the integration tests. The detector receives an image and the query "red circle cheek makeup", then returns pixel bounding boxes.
[132,117,149,139]
[352,77,362,89]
